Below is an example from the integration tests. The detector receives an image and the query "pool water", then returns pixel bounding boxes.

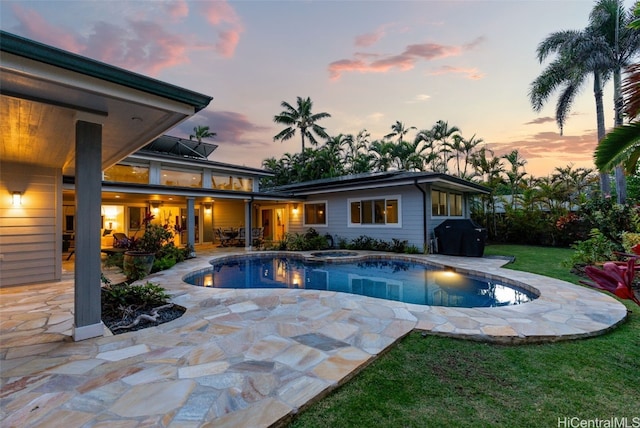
[184,256,536,308]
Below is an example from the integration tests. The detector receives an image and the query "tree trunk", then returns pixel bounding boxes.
[594,73,612,195]
[614,66,627,204]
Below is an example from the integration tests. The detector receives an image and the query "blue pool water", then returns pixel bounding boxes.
[184,256,537,308]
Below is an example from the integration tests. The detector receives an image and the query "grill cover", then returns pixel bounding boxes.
[434,219,487,257]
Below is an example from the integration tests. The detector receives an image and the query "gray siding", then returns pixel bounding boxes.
[291,185,428,251]
[0,163,61,286]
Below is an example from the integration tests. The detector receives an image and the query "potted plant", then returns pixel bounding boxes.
[123,213,172,281]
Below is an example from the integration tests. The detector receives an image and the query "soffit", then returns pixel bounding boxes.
[0,50,202,176]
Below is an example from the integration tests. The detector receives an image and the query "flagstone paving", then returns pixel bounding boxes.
[0,249,628,427]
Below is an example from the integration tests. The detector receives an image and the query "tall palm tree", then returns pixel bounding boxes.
[189,125,216,143]
[430,120,460,174]
[589,0,640,199]
[595,63,640,173]
[273,96,331,155]
[530,28,612,195]
[384,121,416,144]
[502,149,528,209]
[369,140,395,172]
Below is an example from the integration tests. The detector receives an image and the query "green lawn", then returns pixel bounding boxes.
[290,245,639,428]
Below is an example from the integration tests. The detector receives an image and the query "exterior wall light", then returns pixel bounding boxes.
[292,203,299,214]
[12,191,22,206]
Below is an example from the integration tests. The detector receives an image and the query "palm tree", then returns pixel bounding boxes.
[430,120,460,174]
[588,0,640,202]
[595,63,640,173]
[502,149,528,209]
[273,96,331,156]
[369,140,395,172]
[530,28,612,195]
[384,121,416,144]
[189,125,216,143]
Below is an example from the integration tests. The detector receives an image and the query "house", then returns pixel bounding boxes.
[273,171,490,252]
[63,135,281,250]
[0,31,490,342]
[0,31,212,340]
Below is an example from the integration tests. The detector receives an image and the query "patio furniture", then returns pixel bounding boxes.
[238,227,246,246]
[251,227,264,248]
[216,228,238,247]
[112,233,131,248]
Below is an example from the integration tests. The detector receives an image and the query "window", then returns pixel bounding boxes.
[161,169,202,187]
[103,163,149,184]
[451,193,463,216]
[431,190,463,216]
[349,196,400,226]
[304,201,327,226]
[212,175,253,191]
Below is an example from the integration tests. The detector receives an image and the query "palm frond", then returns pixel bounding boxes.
[594,122,640,172]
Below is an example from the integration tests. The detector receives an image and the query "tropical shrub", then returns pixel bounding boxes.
[577,196,640,245]
[580,257,640,307]
[621,232,640,253]
[101,281,170,315]
[564,229,621,269]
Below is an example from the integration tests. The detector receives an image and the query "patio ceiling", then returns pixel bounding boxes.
[0,32,212,176]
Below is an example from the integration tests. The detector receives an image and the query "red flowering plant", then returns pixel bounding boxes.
[580,252,640,307]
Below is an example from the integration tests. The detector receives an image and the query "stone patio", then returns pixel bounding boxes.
[0,249,628,427]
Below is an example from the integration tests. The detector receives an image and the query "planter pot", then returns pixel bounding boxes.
[123,251,155,281]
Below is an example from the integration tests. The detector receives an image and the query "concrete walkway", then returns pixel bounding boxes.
[0,249,628,427]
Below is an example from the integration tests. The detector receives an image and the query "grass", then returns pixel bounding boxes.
[290,245,640,428]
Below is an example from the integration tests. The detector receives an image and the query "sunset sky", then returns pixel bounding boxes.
[2,0,636,178]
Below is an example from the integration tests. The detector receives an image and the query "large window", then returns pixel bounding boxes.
[212,175,253,191]
[161,168,202,187]
[431,190,463,217]
[349,196,400,226]
[304,201,327,226]
[103,163,149,184]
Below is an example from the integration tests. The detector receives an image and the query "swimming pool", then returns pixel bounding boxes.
[184,255,537,308]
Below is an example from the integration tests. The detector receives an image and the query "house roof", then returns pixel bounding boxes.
[271,171,491,195]
[129,139,274,178]
[1,31,213,175]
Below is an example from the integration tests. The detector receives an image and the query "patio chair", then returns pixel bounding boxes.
[216,228,232,247]
[238,227,246,246]
[251,227,264,248]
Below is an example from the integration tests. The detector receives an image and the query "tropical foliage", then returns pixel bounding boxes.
[189,125,216,142]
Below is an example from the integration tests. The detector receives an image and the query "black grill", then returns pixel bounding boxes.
[434,219,487,257]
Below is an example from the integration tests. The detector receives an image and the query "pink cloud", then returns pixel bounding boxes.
[166,0,189,19]
[429,65,485,80]
[82,20,189,76]
[215,29,242,58]
[329,37,485,80]
[176,110,271,147]
[10,4,84,53]
[200,0,244,57]
[492,130,600,169]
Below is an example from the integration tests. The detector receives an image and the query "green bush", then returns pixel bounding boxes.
[578,196,640,244]
[101,281,170,315]
[621,232,640,253]
[563,229,621,268]
[342,235,410,253]
[152,256,177,273]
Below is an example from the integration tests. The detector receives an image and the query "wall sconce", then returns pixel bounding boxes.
[150,201,161,214]
[292,203,299,214]
[203,203,212,214]
[11,191,22,206]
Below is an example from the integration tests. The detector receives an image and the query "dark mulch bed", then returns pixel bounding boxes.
[102,305,186,334]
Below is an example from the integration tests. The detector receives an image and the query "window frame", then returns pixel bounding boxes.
[347,195,402,227]
[160,167,203,188]
[431,189,464,217]
[303,200,328,227]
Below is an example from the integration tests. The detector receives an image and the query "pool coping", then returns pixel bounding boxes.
[177,250,628,344]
